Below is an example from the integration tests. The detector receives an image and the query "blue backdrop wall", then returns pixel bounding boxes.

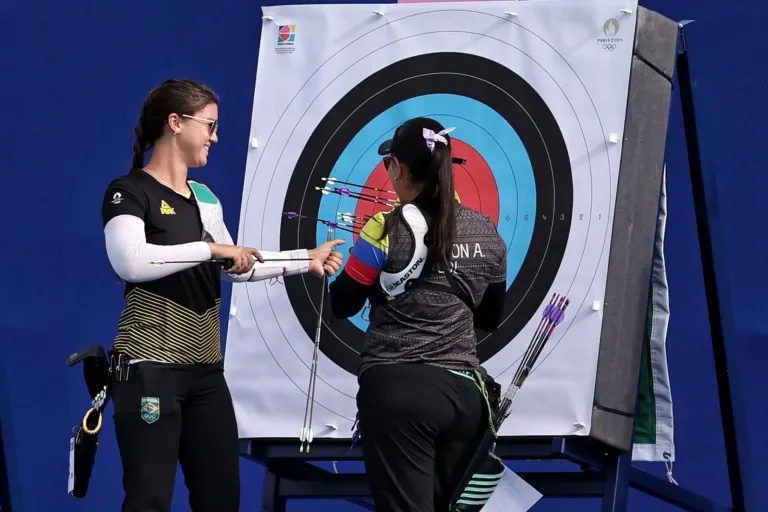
[2,1,766,510]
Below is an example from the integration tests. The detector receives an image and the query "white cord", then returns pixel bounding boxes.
[663,451,678,485]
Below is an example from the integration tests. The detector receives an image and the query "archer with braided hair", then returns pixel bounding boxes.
[100,79,344,511]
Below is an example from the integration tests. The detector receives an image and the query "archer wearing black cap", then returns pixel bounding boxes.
[329,117,508,511]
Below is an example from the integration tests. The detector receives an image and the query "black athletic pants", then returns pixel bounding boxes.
[111,360,240,512]
[357,363,486,512]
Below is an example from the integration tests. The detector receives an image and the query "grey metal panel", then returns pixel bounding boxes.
[591,408,636,451]
[634,7,680,82]
[588,7,679,452]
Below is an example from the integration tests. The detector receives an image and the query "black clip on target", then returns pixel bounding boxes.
[299,226,335,452]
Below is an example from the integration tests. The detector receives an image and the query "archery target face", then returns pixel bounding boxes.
[285,57,574,375]
[227,2,634,437]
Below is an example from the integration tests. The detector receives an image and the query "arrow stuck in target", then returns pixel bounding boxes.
[283,211,358,234]
[315,186,397,207]
[322,176,396,195]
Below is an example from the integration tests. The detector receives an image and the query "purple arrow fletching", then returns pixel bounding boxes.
[339,187,351,196]
[543,304,553,319]
[552,308,565,326]
[285,212,299,219]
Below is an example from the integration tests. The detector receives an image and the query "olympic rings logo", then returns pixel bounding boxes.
[603,44,616,51]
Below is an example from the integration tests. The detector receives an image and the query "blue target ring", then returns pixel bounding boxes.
[317,94,537,333]
[281,52,572,375]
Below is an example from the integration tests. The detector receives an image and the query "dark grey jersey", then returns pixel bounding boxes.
[359,203,507,375]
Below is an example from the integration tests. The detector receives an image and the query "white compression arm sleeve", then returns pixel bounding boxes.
[218,223,310,282]
[254,249,310,280]
[222,249,311,282]
[104,215,212,283]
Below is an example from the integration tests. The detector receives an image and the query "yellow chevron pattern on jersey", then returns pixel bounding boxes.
[113,287,222,363]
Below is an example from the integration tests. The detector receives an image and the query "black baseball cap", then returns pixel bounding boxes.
[378,117,465,166]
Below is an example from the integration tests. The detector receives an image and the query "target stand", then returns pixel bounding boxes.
[240,436,721,512]
[227,2,749,511]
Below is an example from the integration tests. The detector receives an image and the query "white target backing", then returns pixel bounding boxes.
[225,0,637,440]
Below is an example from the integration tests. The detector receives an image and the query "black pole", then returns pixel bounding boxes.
[676,21,751,512]
[0,419,12,511]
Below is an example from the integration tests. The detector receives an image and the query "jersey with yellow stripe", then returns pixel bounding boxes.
[102,169,225,364]
[344,212,389,286]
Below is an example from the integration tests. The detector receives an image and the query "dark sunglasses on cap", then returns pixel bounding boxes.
[382,155,466,166]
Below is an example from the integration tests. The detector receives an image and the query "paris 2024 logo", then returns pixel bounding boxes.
[598,18,623,52]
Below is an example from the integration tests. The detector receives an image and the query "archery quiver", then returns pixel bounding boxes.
[448,369,506,511]
[66,344,112,499]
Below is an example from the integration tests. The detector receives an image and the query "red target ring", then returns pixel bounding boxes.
[352,138,499,242]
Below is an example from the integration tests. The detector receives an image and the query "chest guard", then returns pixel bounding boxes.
[188,180,226,244]
[376,204,481,314]
[379,203,430,298]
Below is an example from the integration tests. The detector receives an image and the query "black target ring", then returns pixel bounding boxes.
[280,52,573,375]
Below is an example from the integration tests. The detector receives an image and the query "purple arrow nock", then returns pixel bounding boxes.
[348,412,361,453]
[552,308,566,326]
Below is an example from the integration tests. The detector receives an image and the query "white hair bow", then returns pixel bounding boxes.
[423,127,455,152]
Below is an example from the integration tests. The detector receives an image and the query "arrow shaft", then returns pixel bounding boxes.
[149,258,312,265]
[338,188,396,204]
[326,177,396,194]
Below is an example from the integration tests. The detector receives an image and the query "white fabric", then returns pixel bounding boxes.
[481,466,542,512]
[422,126,455,152]
[379,204,429,297]
[632,163,675,462]
[221,249,311,282]
[216,219,310,282]
[104,215,211,283]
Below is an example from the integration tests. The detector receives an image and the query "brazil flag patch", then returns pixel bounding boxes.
[141,397,160,424]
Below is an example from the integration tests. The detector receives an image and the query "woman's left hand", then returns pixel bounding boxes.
[309,250,344,278]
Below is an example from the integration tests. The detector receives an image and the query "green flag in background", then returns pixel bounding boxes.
[633,165,675,464]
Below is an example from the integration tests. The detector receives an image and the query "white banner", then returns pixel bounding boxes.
[224,0,638,440]
[633,164,676,463]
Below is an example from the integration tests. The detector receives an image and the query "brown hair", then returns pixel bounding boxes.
[132,79,219,168]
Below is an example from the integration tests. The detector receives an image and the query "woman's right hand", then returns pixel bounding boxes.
[208,243,264,274]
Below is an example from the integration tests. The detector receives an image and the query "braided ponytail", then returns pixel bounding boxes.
[132,121,147,168]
